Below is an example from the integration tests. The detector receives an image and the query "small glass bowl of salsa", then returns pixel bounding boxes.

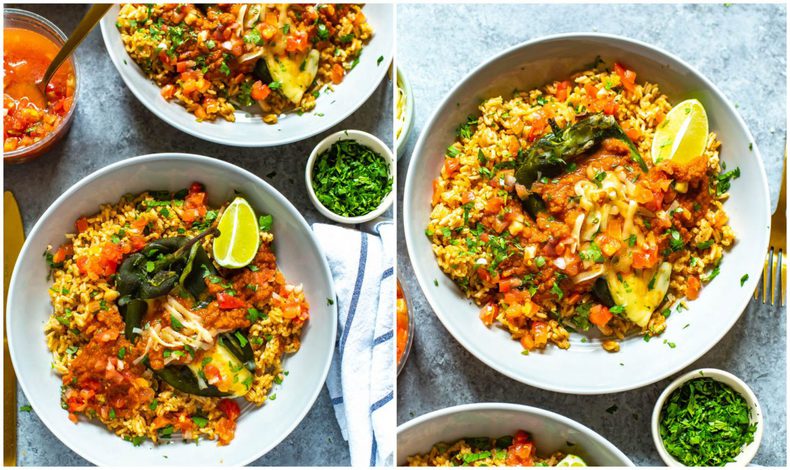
[397,279,414,375]
[4,8,79,164]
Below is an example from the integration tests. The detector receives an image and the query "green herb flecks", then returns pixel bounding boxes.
[659,377,756,466]
[311,140,392,217]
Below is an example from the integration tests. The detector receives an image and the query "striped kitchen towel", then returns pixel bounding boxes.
[313,222,395,467]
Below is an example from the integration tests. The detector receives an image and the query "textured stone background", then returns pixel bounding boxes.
[5,3,392,466]
[396,3,786,467]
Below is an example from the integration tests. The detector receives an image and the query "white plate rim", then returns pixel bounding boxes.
[6,152,338,466]
[403,31,771,395]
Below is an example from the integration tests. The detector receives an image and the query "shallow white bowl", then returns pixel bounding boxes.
[397,403,634,466]
[651,368,764,467]
[6,154,337,466]
[99,4,393,147]
[395,67,415,159]
[305,129,395,224]
[403,33,770,394]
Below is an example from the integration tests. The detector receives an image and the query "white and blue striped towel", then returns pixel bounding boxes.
[313,222,395,467]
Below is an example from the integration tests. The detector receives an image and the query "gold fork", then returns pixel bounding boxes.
[755,154,786,305]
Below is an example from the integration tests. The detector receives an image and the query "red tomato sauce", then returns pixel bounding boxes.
[4,27,75,152]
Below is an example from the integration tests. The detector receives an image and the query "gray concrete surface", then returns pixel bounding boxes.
[396,3,786,467]
[5,3,392,466]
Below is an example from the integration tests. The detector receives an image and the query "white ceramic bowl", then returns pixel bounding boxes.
[305,129,395,224]
[403,33,770,394]
[651,368,764,467]
[6,154,337,466]
[397,403,634,466]
[99,4,393,147]
[395,67,415,159]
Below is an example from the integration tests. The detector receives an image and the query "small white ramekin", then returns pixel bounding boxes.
[305,129,395,224]
[651,368,764,467]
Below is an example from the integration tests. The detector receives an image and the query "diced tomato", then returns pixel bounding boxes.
[75,217,89,233]
[484,196,504,215]
[498,278,522,293]
[189,182,204,194]
[506,430,536,466]
[644,189,665,212]
[461,191,475,204]
[519,332,534,351]
[217,398,240,421]
[614,62,637,93]
[176,60,196,73]
[602,99,618,116]
[285,30,309,53]
[75,256,88,274]
[589,305,613,327]
[686,275,701,300]
[595,234,622,257]
[491,216,509,234]
[632,244,659,270]
[331,63,345,84]
[555,80,570,102]
[258,22,277,40]
[203,364,222,385]
[52,243,73,264]
[622,121,642,141]
[442,157,460,177]
[479,303,498,326]
[128,235,147,252]
[476,267,492,283]
[217,292,246,310]
[250,80,271,101]
[584,83,598,99]
[531,321,549,347]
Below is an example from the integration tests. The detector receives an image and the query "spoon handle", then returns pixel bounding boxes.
[41,4,112,89]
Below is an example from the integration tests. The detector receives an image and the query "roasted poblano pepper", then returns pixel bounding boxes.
[515,114,648,187]
[157,331,256,397]
[115,227,218,340]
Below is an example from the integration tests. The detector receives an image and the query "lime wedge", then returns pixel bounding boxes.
[556,454,587,467]
[651,99,709,165]
[212,196,260,269]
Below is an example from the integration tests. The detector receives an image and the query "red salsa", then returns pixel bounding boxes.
[4,27,75,153]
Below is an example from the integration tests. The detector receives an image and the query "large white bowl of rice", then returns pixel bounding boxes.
[6,153,337,465]
[403,33,770,394]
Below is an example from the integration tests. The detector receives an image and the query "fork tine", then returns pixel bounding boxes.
[763,248,774,304]
[778,249,785,306]
[771,251,779,305]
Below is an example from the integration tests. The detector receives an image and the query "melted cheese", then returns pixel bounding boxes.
[260,4,320,105]
[187,342,252,397]
[605,262,672,328]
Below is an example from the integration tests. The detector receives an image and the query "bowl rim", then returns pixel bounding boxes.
[304,129,395,224]
[397,402,635,466]
[6,152,338,466]
[3,7,81,160]
[395,66,416,158]
[403,31,771,394]
[650,368,764,467]
[98,4,393,148]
